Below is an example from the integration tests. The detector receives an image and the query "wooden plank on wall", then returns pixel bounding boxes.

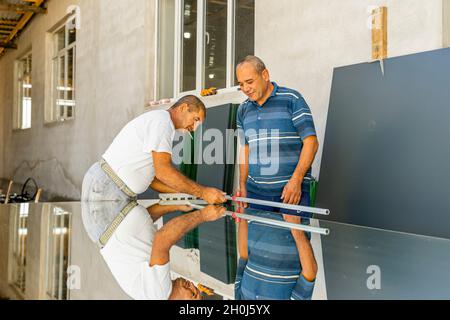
[372,6,388,60]
[444,0,450,48]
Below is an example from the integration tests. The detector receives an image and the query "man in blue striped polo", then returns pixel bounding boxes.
[234,56,319,300]
[236,55,319,215]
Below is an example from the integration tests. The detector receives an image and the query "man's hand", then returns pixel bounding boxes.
[201,187,226,204]
[201,205,226,222]
[235,189,248,208]
[281,178,302,205]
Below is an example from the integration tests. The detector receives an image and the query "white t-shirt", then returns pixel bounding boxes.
[103,110,176,194]
[100,205,173,300]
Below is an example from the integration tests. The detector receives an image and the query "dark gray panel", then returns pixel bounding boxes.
[317,48,450,239]
[320,221,450,299]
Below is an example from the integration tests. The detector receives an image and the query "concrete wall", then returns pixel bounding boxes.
[0,0,157,200]
[255,0,445,178]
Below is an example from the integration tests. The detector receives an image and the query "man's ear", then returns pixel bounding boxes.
[180,103,189,112]
[262,69,270,82]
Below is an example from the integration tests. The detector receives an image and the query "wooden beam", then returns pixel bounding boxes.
[0,0,45,56]
[0,25,16,29]
[0,42,17,49]
[0,1,47,14]
[0,19,19,25]
[372,6,388,60]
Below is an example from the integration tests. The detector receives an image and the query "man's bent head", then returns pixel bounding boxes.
[170,95,206,133]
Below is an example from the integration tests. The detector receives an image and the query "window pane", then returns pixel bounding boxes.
[235,0,255,85]
[158,0,175,99]
[181,0,197,92]
[68,20,76,45]
[20,54,32,129]
[67,49,74,102]
[56,28,66,52]
[58,56,65,100]
[204,0,227,89]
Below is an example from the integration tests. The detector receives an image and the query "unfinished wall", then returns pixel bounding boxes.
[0,0,157,200]
[255,0,444,179]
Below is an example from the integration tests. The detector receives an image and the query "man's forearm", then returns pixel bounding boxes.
[147,204,190,221]
[239,144,249,189]
[291,136,319,183]
[156,164,204,198]
[237,220,249,260]
[150,210,204,266]
[291,230,318,282]
[150,178,178,194]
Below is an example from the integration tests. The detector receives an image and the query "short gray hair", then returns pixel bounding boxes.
[171,95,206,114]
[236,55,267,74]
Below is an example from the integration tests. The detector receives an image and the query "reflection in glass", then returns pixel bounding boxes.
[235,208,317,300]
[9,204,29,296]
[46,206,71,300]
[204,0,227,89]
[81,201,223,300]
[182,0,197,92]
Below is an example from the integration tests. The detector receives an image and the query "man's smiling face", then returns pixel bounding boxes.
[236,62,271,104]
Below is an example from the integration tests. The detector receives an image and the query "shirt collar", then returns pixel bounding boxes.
[250,82,279,107]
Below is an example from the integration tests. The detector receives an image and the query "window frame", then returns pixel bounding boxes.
[47,18,77,124]
[13,51,33,130]
[156,0,242,100]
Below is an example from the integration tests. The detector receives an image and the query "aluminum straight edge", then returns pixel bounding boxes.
[188,203,330,235]
[225,195,330,216]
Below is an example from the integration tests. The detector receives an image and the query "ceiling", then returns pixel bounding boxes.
[0,0,47,57]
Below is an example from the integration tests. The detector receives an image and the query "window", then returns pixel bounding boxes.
[47,18,76,123]
[45,206,71,300]
[13,52,32,130]
[8,204,29,296]
[157,0,255,99]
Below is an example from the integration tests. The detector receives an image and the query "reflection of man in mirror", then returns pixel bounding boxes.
[235,213,317,300]
[81,201,225,300]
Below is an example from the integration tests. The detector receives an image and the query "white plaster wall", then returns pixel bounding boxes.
[444,0,450,47]
[0,0,157,200]
[255,0,444,178]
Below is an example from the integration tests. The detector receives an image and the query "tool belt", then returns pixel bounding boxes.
[99,201,139,247]
[99,159,137,198]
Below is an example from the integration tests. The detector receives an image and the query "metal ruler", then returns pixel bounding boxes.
[158,194,330,235]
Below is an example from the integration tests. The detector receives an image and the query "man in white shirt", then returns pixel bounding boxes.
[83,201,226,300]
[82,95,225,204]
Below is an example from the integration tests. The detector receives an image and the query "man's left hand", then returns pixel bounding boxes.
[281,178,302,205]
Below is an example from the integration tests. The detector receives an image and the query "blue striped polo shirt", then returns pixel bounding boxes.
[234,213,315,300]
[236,83,317,196]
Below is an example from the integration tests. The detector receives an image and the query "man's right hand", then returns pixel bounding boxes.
[236,189,248,208]
[201,187,226,204]
[201,205,226,222]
